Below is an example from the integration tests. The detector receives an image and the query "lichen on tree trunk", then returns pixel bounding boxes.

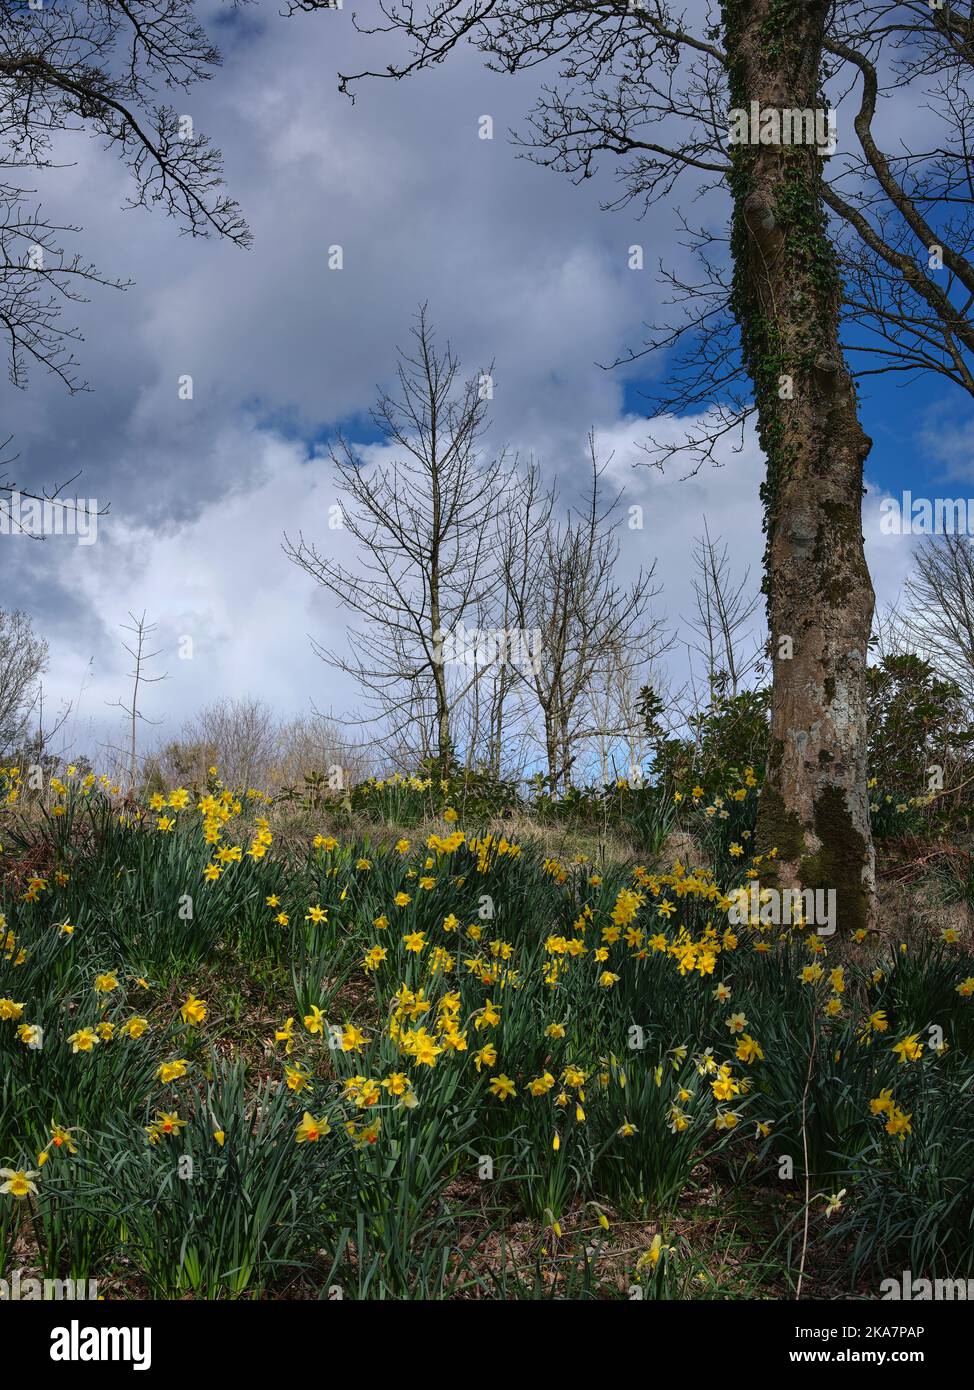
[723,0,876,932]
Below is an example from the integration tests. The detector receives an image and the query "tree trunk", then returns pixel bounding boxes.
[545,714,559,796]
[724,0,876,932]
[429,600,452,771]
[559,711,572,794]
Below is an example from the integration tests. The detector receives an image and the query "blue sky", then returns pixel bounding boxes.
[1,0,964,763]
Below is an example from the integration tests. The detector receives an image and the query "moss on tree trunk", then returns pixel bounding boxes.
[722,0,876,933]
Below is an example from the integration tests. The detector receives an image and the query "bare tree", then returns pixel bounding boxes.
[152,696,317,791]
[449,591,537,779]
[503,437,662,793]
[0,607,47,755]
[489,458,556,779]
[284,306,514,770]
[274,711,373,792]
[902,533,974,703]
[870,597,911,665]
[586,640,657,787]
[686,520,764,699]
[106,611,167,794]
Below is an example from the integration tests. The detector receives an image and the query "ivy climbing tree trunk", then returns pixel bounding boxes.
[724,0,876,932]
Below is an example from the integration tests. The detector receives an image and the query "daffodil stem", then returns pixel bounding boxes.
[795,999,818,1299]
